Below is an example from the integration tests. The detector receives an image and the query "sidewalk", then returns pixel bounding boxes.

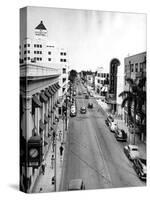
[95,95,146,159]
[32,117,68,193]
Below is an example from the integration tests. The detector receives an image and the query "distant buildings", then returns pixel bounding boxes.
[95,67,109,96]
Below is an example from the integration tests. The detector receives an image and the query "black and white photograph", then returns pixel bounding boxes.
[19,6,147,194]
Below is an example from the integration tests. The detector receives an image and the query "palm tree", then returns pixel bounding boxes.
[119,77,146,144]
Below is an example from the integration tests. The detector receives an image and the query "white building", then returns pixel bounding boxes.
[19,20,69,100]
[95,67,109,95]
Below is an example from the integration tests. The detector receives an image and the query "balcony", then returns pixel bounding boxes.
[20,63,61,79]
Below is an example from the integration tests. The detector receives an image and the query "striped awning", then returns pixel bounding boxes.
[32,95,42,108]
[40,92,48,103]
[45,89,51,98]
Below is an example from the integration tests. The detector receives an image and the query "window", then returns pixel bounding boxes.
[63,68,66,73]
[64,59,66,62]
[40,58,42,61]
[131,64,134,72]
[60,52,63,56]
[48,51,51,55]
[40,44,42,48]
[98,79,100,83]
[27,50,30,54]
[24,51,26,54]
[24,44,26,48]
[64,52,66,56]
[135,63,138,72]
[34,44,36,48]
[48,58,51,61]
[140,63,143,72]
[37,51,39,54]
[28,57,30,60]
[60,59,63,62]
[27,44,30,47]
[37,44,39,48]
[40,51,42,54]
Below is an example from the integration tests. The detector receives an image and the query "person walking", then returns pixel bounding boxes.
[59,143,64,160]
[41,159,46,175]
[51,154,55,169]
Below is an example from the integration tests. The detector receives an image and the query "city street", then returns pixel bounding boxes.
[60,83,145,191]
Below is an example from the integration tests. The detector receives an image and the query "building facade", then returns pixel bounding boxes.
[124,52,146,142]
[95,67,109,96]
[107,58,120,113]
[20,20,69,192]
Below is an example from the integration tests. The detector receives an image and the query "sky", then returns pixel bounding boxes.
[20,6,146,72]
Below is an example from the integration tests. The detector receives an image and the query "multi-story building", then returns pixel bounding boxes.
[107,58,120,113]
[95,67,109,95]
[124,52,146,142]
[19,20,69,101]
[20,19,69,192]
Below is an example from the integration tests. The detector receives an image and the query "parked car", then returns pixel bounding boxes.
[105,115,114,127]
[80,106,86,114]
[124,145,140,161]
[115,129,127,142]
[133,158,147,181]
[70,109,76,117]
[68,179,85,191]
[85,94,89,99]
[88,102,93,109]
[109,121,118,132]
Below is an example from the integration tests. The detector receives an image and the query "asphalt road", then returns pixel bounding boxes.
[60,83,145,191]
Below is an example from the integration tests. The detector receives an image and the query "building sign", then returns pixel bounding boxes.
[28,136,42,167]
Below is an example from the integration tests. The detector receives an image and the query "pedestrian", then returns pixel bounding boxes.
[59,144,64,158]
[59,130,62,141]
[41,159,46,175]
[51,154,55,169]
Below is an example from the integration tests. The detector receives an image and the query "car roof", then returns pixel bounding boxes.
[128,144,139,149]
[68,179,83,190]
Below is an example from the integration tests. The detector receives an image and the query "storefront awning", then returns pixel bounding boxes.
[40,92,48,103]
[32,95,42,108]
[45,89,51,98]
[48,87,54,95]
[55,83,61,89]
[51,85,57,93]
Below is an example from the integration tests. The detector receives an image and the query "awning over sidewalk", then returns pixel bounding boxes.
[45,89,51,98]
[48,87,54,95]
[32,95,42,108]
[40,92,48,103]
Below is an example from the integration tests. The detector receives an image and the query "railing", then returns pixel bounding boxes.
[20,63,61,77]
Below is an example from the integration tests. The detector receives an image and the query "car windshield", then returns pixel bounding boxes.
[132,148,138,151]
